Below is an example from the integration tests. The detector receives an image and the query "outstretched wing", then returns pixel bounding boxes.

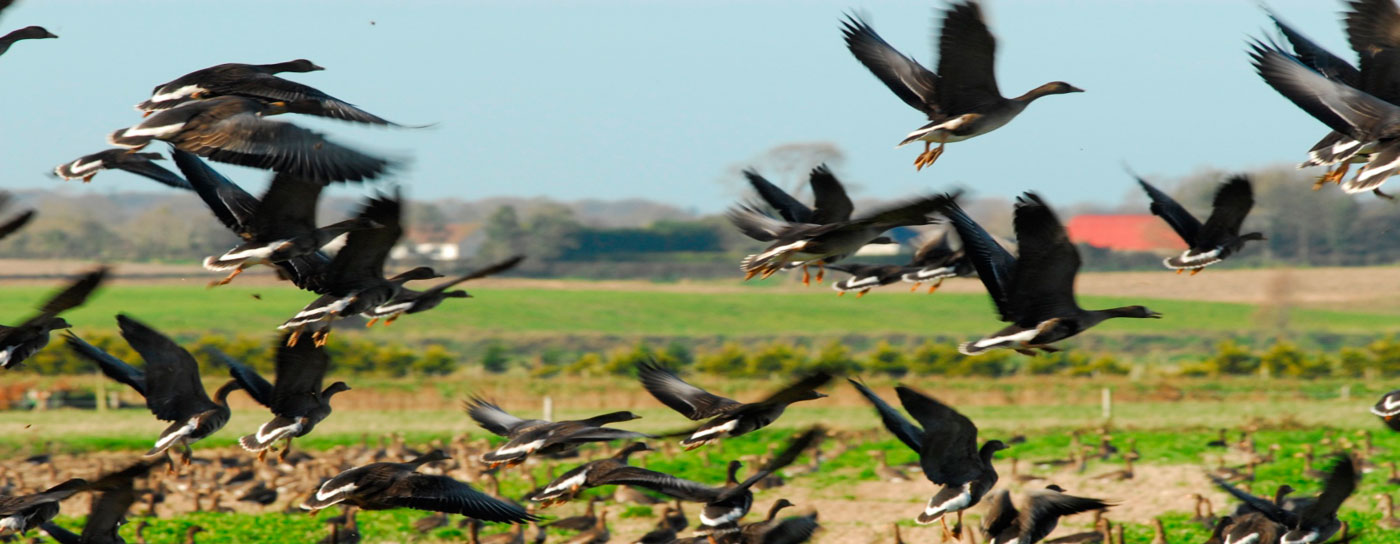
[1197,177,1255,247]
[848,378,923,452]
[841,14,941,118]
[1135,175,1201,245]
[637,360,741,420]
[1007,193,1080,325]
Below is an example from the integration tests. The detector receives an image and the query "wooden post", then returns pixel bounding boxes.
[1340,385,1351,402]
[1101,387,1112,421]
[543,395,553,421]
[96,378,107,413]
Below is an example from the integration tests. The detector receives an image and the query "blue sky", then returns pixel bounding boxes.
[0,0,1349,213]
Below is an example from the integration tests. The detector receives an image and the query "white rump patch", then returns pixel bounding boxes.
[1,514,24,533]
[700,506,746,527]
[492,438,546,457]
[973,328,1038,349]
[121,123,186,139]
[313,481,356,503]
[1225,534,1261,544]
[541,468,589,496]
[149,85,206,104]
[66,159,103,176]
[903,266,956,282]
[928,483,973,514]
[834,275,882,291]
[690,418,739,440]
[255,418,304,444]
[370,301,414,316]
[154,418,199,451]
[1374,395,1400,416]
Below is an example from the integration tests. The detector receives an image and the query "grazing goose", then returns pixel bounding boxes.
[171,150,333,292]
[637,360,831,449]
[52,150,192,189]
[1136,175,1263,273]
[303,450,537,523]
[0,26,55,57]
[216,332,349,462]
[841,3,1081,171]
[467,397,650,468]
[738,499,795,542]
[1249,38,1400,198]
[560,507,609,544]
[848,379,1005,535]
[67,315,241,467]
[940,193,1160,355]
[1371,388,1400,431]
[0,267,107,369]
[531,443,652,506]
[280,190,440,346]
[175,152,378,287]
[0,479,87,536]
[543,496,600,531]
[362,255,525,326]
[108,96,392,183]
[39,460,163,544]
[981,486,1113,544]
[1377,494,1400,529]
[136,60,400,125]
[731,193,956,282]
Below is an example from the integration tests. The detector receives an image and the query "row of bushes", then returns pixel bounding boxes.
[18,331,1400,380]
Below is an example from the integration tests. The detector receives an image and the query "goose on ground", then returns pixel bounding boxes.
[216,332,349,462]
[738,499,796,542]
[637,360,830,449]
[362,255,525,326]
[0,267,107,369]
[981,485,1113,544]
[1136,174,1264,273]
[52,150,191,189]
[466,397,650,468]
[849,379,1005,535]
[0,478,87,536]
[841,2,1081,171]
[67,315,241,467]
[941,193,1160,355]
[136,60,401,126]
[0,26,55,57]
[109,96,392,183]
[302,450,536,523]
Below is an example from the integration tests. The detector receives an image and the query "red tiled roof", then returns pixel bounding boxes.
[1065,215,1187,252]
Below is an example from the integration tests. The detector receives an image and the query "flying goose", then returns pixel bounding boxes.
[39,460,163,544]
[216,332,349,462]
[1136,174,1264,273]
[0,479,88,536]
[637,360,830,449]
[940,193,1160,355]
[362,255,525,326]
[109,96,392,183]
[981,486,1113,544]
[849,379,1004,536]
[842,2,1081,171]
[0,26,55,57]
[52,150,191,189]
[302,450,537,524]
[0,267,107,369]
[68,315,241,468]
[136,60,402,125]
[466,397,650,468]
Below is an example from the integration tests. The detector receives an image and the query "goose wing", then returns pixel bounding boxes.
[841,14,941,117]
[1208,475,1296,526]
[232,75,399,126]
[848,378,923,452]
[34,267,107,319]
[82,461,161,544]
[1020,489,1113,544]
[1135,176,1202,245]
[729,427,823,496]
[175,113,390,183]
[118,315,216,421]
[249,172,326,240]
[895,386,980,486]
[1197,177,1255,247]
[65,332,146,397]
[1346,0,1400,57]
[593,466,723,502]
[326,191,402,289]
[935,1,1002,113]
[1267,9,1360,84]
[271,332,331,417]
[727,204,804,242]
[1251,39,1400,142]
[939,197,1017,321]
[1007,193,1080,325]
[466,397,547,437]
[806,165,854,224]
[416,255,524,299]
[0,209,32,241]
[637,360,742,420]
[1299,455,1358,529]
[173,149,257,233]
[208,348,273,407]
[743,169,812,223]
[385,474,538,522]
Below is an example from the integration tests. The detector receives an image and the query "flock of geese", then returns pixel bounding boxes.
[3,0,1400,542]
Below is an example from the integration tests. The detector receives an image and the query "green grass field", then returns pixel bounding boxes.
[0,284,1395,340]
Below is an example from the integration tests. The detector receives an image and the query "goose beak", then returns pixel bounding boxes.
[1147,311,1163,319]
[1067,85,1085,93]
[45,31,58,39]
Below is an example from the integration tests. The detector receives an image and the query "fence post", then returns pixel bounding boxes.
[1101,387,1112,421]
[543,395,553,421]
